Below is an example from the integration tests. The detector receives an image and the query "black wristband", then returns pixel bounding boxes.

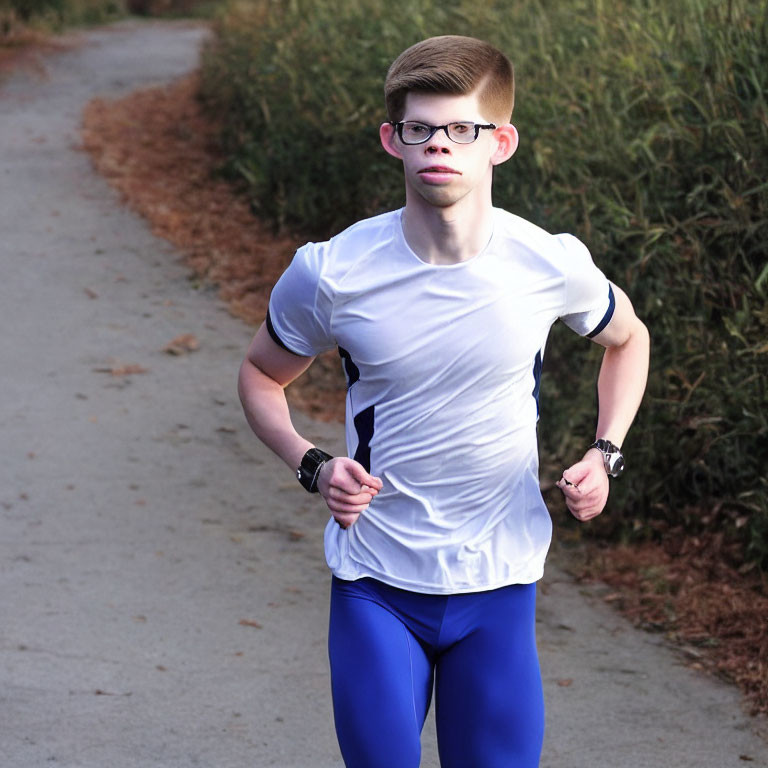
[297,448,333,493]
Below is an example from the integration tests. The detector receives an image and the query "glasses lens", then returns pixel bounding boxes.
[446,122,477,143]
[400,122,432,144]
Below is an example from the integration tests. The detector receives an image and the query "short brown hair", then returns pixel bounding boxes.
[384,36,515,124]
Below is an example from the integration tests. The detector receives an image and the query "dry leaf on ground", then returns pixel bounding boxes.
[93,363,149,376]
[239,619,263,629]
[163,333,199,355]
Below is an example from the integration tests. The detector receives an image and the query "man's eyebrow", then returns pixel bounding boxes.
[403,117,480,124]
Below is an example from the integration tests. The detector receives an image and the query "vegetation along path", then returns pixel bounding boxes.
[0,18,765,768]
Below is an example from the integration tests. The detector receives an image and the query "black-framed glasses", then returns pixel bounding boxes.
[391,120,497,145]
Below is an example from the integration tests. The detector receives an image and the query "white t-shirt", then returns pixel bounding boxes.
[268,208,614,594]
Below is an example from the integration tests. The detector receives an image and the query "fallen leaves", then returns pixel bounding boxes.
[579,539,768,716]
[80,74,294,325]
[163,333,199,355]
[93,363,149,377]
[89,334,199,380]
[80,74,347,422]
[238,619,263,629]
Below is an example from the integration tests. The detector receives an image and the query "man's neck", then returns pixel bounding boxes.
[400,195,494,266]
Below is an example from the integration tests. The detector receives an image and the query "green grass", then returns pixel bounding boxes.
[0,0,222,39]
[1,0,126,34]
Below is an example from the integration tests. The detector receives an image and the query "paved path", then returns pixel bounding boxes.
[1,19,765,768]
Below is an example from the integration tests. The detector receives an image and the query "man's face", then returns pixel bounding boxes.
[381,90,515,210]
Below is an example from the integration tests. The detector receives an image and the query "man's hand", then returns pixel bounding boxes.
[317,458,383,529]
[556,448,609,522]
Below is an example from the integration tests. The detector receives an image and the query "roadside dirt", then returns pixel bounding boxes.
[0,26,77,77]
[575,539,768,715]
[81,72,348,423]
[79,70,768,718]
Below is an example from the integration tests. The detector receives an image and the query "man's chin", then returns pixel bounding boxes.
[416,186,464,209]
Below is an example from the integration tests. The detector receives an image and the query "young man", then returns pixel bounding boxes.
[238,35,649,768]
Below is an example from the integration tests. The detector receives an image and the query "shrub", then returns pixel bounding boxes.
[0,0,125,32]
[199,0,501,233]
[201,0,768,567]
[0,0,215,35]
[506,0,768,568]
[126,0,217,16]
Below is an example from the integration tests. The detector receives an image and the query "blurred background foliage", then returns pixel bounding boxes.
[0,0,216,38]
[199,0,767,568]
[0,0,124,33]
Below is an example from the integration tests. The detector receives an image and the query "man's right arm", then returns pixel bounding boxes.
[238,322,317,470]
[237,323,382,528]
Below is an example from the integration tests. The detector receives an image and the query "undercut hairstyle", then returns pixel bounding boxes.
[384,36,515,125]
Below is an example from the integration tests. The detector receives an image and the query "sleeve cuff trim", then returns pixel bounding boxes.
[266,310,305,356]
[586,284,616,339]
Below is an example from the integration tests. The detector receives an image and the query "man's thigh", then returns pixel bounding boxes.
[435,583,544,768]
[328,577,434,768]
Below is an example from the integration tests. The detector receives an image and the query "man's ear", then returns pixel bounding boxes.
[380,122,403,159]
[490,124,519,166]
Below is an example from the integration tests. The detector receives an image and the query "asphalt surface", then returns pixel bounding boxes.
[1,18,766,768]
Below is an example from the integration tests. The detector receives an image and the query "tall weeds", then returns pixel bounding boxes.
[0,0,125,34]
[201,0,768,567]
[0,0,215,38]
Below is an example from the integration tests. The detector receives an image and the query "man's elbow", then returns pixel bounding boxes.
[237,356,263,407]
[631,315,650,353]
[610,306,649,353]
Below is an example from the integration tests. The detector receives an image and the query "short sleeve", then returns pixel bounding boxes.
[556,233,615,338]
[266,243,335,356]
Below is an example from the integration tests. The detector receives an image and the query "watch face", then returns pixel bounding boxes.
[610,455,625,477]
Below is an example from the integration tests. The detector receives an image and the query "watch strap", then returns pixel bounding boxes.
[589,438,625,478]
[297,448,333,493]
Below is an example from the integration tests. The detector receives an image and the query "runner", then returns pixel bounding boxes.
[238,35,650,768]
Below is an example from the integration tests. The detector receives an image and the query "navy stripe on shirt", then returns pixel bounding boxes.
[266,309,303,355]
[531,349,542,419]
[338,346,360,388]
[586,285,616,339]
[353,405,375,473]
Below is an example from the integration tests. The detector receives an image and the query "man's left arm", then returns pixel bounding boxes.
[557,282,650,521]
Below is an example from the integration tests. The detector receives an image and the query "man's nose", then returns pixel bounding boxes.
[425,127,452,154]
[425,135,452,154]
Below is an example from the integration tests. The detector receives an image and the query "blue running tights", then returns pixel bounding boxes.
[329,576,544,768]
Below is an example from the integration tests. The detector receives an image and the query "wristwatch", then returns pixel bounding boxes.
[589,439,625,478]
[297,448,333,493]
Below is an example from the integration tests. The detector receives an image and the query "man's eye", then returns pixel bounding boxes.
[451,123,471,134]
[409,124,428,134]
